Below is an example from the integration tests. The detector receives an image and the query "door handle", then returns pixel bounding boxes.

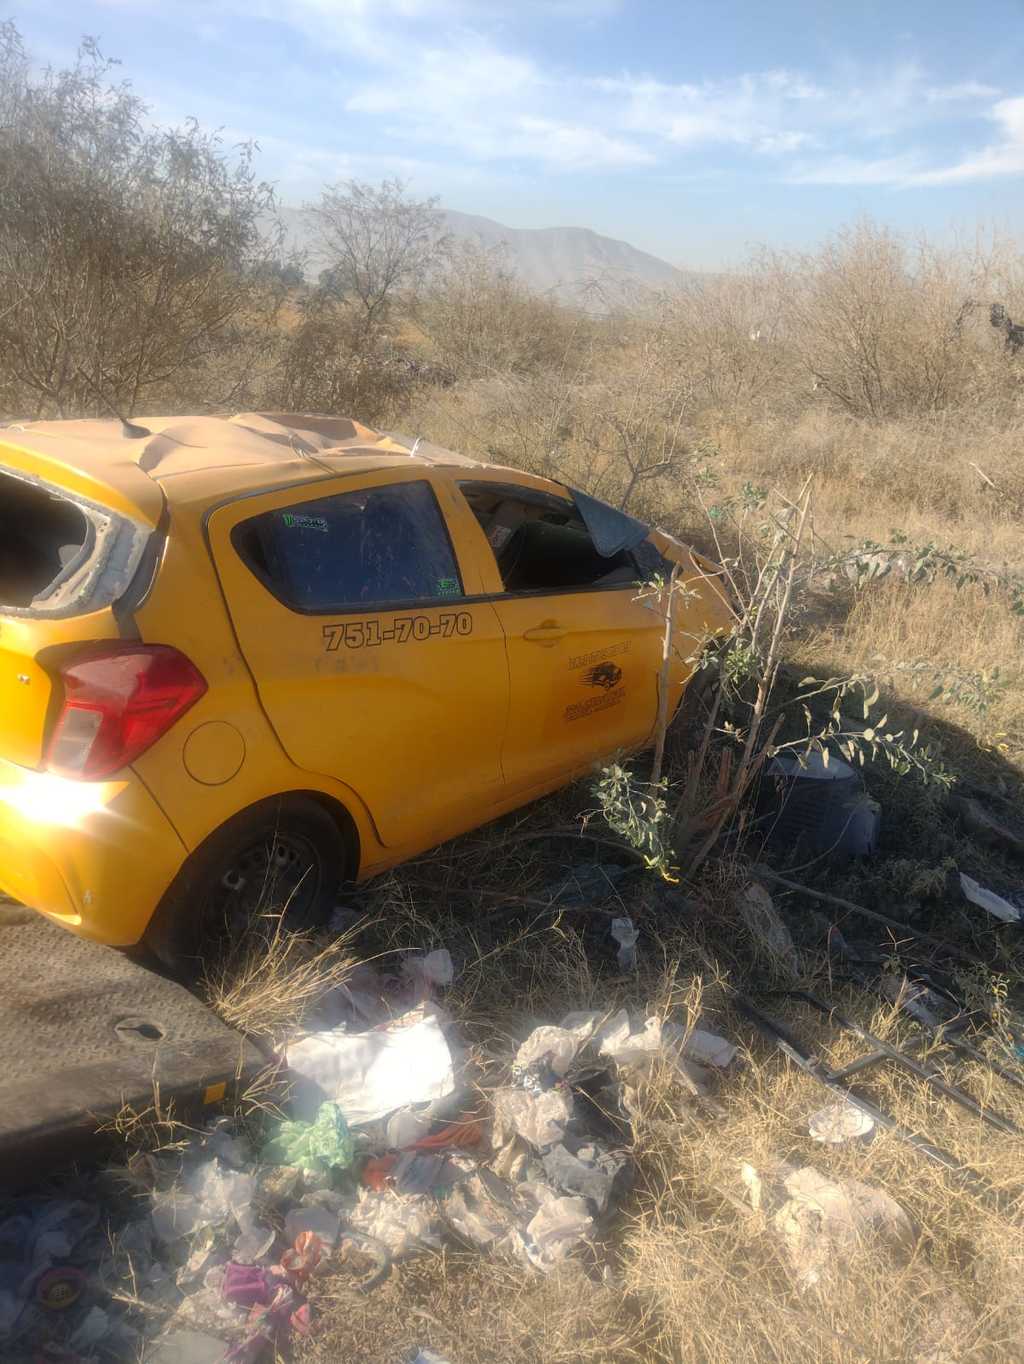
[523,621,566,646]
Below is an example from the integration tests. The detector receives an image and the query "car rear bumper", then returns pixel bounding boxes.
[0,758,187,946]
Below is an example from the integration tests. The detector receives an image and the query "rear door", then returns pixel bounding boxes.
[207,469,509,850]
[451,478,665,792]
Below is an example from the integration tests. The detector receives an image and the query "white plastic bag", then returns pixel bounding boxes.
[286,1008,457,1125]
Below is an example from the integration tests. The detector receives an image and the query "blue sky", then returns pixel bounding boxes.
[17,0,1024,266]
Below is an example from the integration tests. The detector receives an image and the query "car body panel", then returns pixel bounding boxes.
[0,412,734,948]
[0,426,166,526]
[0,756,188,944]
[205,468,511,849]
[127,504,387,869]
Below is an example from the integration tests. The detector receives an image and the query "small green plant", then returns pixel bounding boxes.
[593,763,674,876]
[832,531,1024,617]
[595,481,954,882]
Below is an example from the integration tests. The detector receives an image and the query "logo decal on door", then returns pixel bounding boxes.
[582,662,623,690]
[565,690,625,722]
[568,641,631,671]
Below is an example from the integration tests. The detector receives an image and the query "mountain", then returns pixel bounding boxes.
[275,205,684,304]
[439,210,684,301]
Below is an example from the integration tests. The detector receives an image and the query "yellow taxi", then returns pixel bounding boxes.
[0,413,731,971]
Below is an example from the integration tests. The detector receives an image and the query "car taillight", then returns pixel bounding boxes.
[45,644,207,780]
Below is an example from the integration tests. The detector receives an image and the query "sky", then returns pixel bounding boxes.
[15,0,1024,267]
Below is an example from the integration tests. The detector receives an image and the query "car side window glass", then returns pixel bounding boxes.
[233,481,464,611]
[458,482,642,594]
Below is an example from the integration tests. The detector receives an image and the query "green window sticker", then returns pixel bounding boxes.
[437,577,460,596]
[282,512,329,532]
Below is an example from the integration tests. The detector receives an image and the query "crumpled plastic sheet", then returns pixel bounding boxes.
[513,1009,734,1080]
[741,1159,916,1290]
[307,950,456,1031]
[682,1028,738,1069]
[286,1008,457,1126]
[444,1162,599,1275]
[445,1176,515,1251]
[610,916,639,970]
[262,1100,354,1174]
[513,1019,598,1078]
[403,949,455,993]
[152,1160,256,1243]
[541,1143,625,1213]
[594,1009,714,1092]
[513,1183,593,1273]
[492,1086,573,1149]
[347,1186,445,1258]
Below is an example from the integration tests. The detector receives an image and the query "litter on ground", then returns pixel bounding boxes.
[0,941,738,1363]
[959,872,1023,924]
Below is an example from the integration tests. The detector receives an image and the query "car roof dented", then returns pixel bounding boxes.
[0,413,482,522]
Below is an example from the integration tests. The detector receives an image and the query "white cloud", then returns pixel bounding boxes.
[786,153,927,186]
[787,95,1024,187]
[71,2,1024,186]
[925,80,1000,103]
[907,96,1024,184]
[598,70,825,151]
[343,32,653,167]
[513,118,654,167]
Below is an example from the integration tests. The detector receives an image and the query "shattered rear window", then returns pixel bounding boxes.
[0,469,151,618]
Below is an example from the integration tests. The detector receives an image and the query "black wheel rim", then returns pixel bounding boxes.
[203,829,322,949]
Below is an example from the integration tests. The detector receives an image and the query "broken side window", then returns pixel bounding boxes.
[0,468,150,617]
[233,479,465,612]
[458,482,647,594]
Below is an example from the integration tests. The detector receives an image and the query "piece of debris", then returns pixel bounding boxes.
[148,1329,228,1364]
[743,1161,915,1289]
[683,1028,738,1069]
[880,972,957,1028]
[542,1142,625,1211]
[954,796,1024,859]
[285,1006,459,1125]
[493,1086,573,1149]
[959,872,1022,924]
[595,1009,712,1093]
[775,1166,915,1289]
[757,751,881,862]
[513,1184,593,1273]
[347,1186,445,1257]
[808,1101,875,1144]
[402,948,456,997]
[262,1100,354,1173]
[737,881,799,976]
[610,916,639,970]
[513,1021,591,1077]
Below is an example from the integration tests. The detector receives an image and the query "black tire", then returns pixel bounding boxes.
[144,795,348,980]
[670,658,721,752]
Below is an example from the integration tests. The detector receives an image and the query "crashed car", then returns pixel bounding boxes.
[0,413,731,970]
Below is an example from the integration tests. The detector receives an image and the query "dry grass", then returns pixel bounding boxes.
[284,864,1024,1364]
[203,912,360,1042]
[621,987,1024,1363]
[800,577,1024,768]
